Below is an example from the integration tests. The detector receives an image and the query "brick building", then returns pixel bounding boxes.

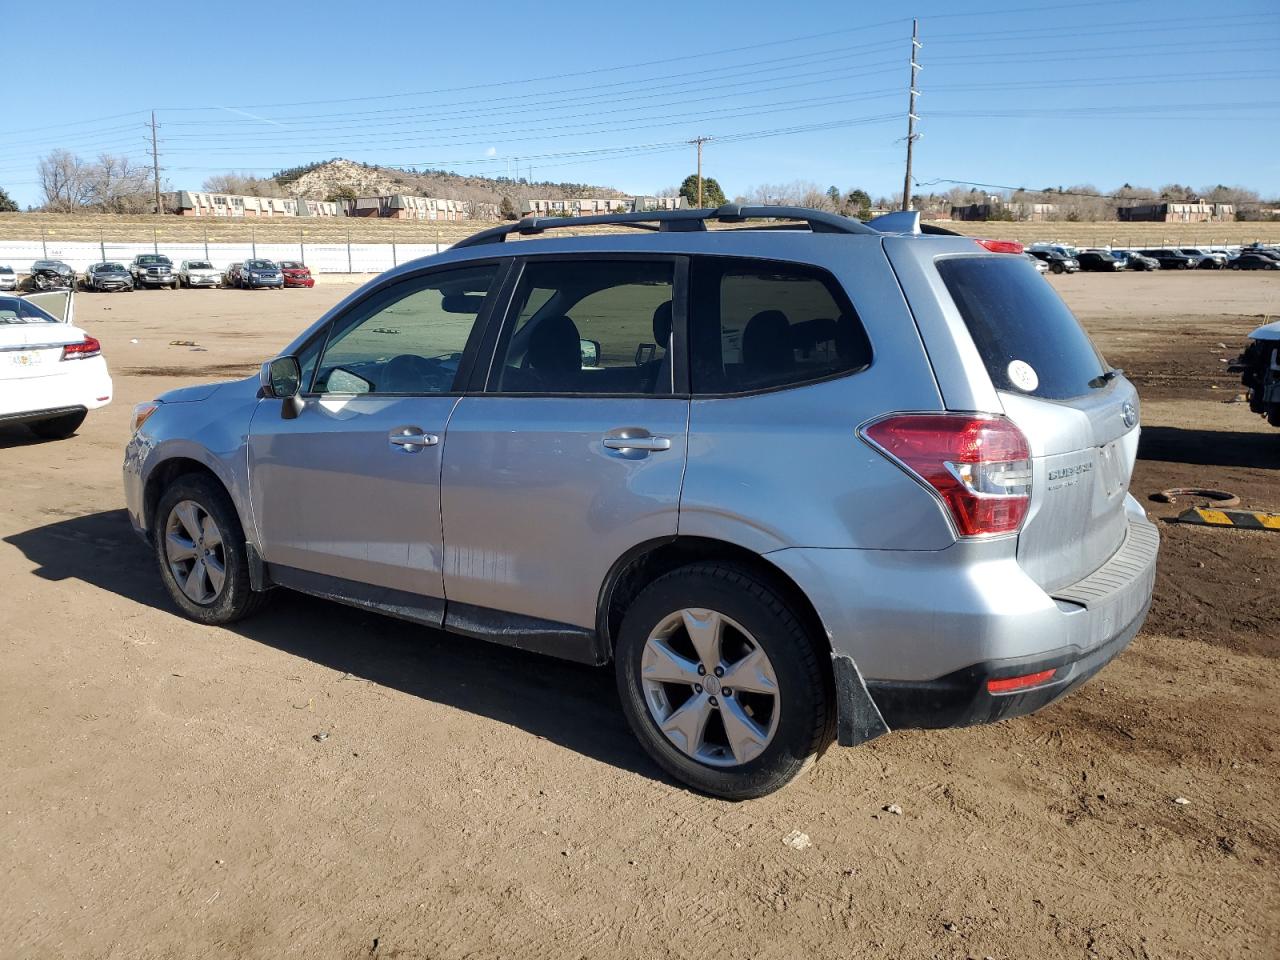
[1117,201,1236,223]
[163,191,340,218]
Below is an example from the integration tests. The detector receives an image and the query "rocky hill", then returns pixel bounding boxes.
[273,158,628,206]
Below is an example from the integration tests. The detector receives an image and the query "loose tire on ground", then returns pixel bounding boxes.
[153,474,268,625]
[615,562,833,799]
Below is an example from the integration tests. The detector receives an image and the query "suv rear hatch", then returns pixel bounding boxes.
[889,245,1138,592]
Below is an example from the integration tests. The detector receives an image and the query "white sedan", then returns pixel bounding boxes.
[0,291,112,439]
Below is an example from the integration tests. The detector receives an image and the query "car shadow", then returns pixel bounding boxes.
[0,423,50,449]
[4,509,664,783]
[1138,425,1280,470]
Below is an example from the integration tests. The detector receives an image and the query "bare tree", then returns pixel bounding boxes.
[89,154,152,213]
[38,149,92,211]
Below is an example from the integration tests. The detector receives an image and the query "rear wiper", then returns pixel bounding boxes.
[1088,368,1123,389]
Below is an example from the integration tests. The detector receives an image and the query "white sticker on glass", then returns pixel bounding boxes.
[1007,359,1039,392]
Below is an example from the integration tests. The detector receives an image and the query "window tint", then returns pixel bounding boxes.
[492,259,674,395]
[689,257,870,394]
[313,264,497,395]
[0,296,58,324]
[937,255,1107,401]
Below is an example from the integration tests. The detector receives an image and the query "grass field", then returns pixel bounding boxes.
[2,211,1277,247]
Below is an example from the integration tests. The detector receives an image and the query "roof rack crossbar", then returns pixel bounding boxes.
[451,204,878,249]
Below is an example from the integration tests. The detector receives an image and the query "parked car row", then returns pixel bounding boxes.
[0,256,316,292]
[1026,243,1280,274]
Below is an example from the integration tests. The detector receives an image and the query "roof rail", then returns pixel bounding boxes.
[451,204,878,249]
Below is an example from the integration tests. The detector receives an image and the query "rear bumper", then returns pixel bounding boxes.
[866,598,1147,729]
[768,498,1159,740]
[0,404,87,426]
[0,360,113,418]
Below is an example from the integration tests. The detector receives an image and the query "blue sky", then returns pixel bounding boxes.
[3,0,1277,208]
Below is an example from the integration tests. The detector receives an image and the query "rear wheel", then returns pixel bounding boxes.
[154,475,267,625]
[615,563,832,799]
[28,410,86,439]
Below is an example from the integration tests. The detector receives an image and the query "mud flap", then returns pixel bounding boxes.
[831,653,891,747]
[246,541,271,592]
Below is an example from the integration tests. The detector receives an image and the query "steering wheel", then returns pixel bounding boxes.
[381,353,452,393]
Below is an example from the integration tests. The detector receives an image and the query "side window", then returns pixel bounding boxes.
[312,264,498,395]
[690,257,871,394]
[492,259,675,395]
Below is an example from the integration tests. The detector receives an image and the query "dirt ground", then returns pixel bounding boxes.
[1,272,1277,960]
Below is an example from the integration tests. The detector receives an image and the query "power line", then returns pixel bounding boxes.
[901,19,922,211]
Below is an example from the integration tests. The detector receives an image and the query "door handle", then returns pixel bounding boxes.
[388,427,439,451]
[603,434,671,452]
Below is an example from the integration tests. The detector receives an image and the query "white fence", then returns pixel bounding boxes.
[0,240,454,275]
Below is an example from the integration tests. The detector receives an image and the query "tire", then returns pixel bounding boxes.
[28,409,86,439]
[1230,263,1241,270]
[615,563,833,799]
[1050,262,1064,274]
[153,474,268,625]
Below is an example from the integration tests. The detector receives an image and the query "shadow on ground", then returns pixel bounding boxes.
[0,423,57,449]
[5,509,660,782]
[1138,425,1280,470]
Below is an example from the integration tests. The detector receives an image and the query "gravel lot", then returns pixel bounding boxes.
[2,273,1277,959]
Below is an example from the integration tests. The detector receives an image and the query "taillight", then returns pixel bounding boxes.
[975,239,1024,254]
[861,413,1032,537]
[61,336,101,360]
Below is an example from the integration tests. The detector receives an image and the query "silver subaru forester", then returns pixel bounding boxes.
[123,207,1158,799]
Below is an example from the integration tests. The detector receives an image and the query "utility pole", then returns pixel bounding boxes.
[150,110,162,215]
[689,136,712,207]
[901,20,921,211]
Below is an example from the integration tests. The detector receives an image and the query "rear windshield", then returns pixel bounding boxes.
[937,255,1107,401]
[0,296,58,324]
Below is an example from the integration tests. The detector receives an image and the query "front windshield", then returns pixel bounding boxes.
[246,260,274,269]
[188,261,213,270]
[97,262,125,271]
[279,261,301,269]
[0,296,58,324]
[138,256,170,265]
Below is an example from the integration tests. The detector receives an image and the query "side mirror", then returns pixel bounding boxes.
[580,338,601,368]
[260,356,304,419]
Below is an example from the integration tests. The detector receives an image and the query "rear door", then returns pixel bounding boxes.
[889,244,1138,592]
[440,256,689,646]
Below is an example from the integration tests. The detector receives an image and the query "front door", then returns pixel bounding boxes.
[441,257,689,649]
[247,263,502,623]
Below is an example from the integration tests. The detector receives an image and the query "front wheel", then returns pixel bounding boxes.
[615,563,833,799]
[153,475,268,625]
[28,409,86,439]
[1050,262,1064,274]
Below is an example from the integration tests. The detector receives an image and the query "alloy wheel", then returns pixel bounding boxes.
[164,500,226,605]
[640,608,781,767]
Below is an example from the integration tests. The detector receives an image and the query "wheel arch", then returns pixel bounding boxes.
[142,456,231,540]
[596,535,831,664]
